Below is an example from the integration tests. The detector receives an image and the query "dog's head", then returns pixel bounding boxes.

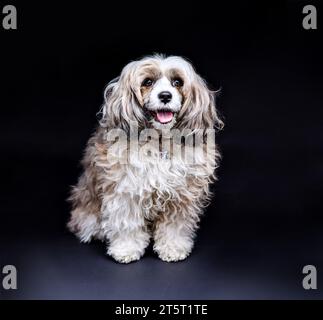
[99,54,223,131]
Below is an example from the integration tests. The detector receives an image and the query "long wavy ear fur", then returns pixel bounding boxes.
[178,72,224,131]
[97,61,145,131]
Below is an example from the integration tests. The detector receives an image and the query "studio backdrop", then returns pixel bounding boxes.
[0,0,322,299]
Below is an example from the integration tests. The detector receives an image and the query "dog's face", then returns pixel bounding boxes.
[138,59,186,130]
[100,55,223,131]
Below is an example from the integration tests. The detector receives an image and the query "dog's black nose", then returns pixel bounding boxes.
[158,91,172,104]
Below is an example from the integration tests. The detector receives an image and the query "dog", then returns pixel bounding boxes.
[68,54,223,263]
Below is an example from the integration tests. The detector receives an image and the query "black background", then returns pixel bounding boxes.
[1,0,323,299]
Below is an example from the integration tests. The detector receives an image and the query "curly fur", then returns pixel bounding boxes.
[68,54,223,263]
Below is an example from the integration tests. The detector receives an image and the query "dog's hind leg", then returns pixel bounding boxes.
[67,169,103,243]
[67,209,102,243]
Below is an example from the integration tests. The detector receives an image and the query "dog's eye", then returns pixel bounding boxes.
[142,78,154,87]
[172,78,184,87]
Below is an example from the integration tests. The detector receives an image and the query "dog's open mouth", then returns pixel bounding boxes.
[150,109,174,124]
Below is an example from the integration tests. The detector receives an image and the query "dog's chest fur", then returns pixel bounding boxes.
[95,137,216,218]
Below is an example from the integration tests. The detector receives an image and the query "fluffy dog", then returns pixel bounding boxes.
[68,54,223,263]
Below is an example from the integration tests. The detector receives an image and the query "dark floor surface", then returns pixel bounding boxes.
[1,219,322,300]
[1,1,323,300]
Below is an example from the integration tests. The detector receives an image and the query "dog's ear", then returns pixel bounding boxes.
[98,62,145,131]
[179,74,224,131]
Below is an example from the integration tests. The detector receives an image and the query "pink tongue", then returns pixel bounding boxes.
[156,111,173,123]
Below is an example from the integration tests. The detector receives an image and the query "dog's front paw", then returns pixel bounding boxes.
[109,251,141,264]
[107,243,143,264]
[154,242,192,262]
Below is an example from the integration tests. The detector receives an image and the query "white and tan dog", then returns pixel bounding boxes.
[68,54,223,263]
